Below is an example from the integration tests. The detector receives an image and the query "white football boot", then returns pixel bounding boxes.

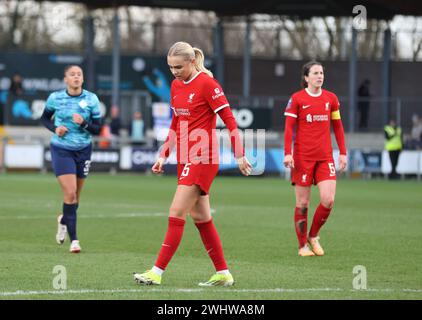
[70,240,81,253]
[56,214,67,245]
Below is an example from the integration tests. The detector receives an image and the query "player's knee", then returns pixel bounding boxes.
[63,189,77,203]
[296,200,310,209]
[321,196,334,209]
[190,211,210,223]
[189,211,199,221]
[169,205,185,217]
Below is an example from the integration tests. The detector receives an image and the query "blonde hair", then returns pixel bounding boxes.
[168,41,213,78]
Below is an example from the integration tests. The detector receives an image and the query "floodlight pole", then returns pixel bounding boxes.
[111,8,120,109]
[243,16,251,100]
[84,12,96,91]
[348,27,357,133]
[213,16,225,86]
[382,28,392,125]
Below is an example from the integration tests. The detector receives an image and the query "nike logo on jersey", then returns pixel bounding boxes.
[302,105,311,109]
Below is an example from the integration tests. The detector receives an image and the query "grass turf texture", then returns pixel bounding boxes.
[0,173,421,300]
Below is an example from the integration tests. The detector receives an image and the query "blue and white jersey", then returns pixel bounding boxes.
[45,89,101,150]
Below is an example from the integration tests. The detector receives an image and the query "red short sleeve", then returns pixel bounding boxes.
[202,77,230,113]
[284,95,299,118]
[331,93,340,112]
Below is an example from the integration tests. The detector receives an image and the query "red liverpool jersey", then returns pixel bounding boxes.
[284,88,341,160]
[170,72,230,164]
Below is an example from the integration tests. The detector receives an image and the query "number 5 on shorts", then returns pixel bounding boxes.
[328,162,336,177]
[181,163,191,177]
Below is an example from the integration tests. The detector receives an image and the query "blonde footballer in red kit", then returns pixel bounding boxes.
[283,61,347,257]
[134,41,252,286]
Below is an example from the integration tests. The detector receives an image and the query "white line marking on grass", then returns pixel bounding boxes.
[1,287,421,297]
[86,212,167,218]
[0,288,342,297]
[0,212,167,220]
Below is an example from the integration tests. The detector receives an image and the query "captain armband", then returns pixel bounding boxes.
[331,110,341,120]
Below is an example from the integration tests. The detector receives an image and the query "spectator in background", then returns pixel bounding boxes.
[130,110,145,144]
[0,91,5,125]
[4,74,24,124]
[108,105,121,147]
[409,114,422,150]
[357,79,371,130]
[9,74,24,96]
[109,105,121,137]
[384,118,403,180]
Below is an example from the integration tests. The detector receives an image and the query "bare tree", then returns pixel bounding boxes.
[0,1,420,61]
[6,0,20,48]
[411,17,422,61]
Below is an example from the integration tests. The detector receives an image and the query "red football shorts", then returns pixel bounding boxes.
[291,157,336,186]
[177,163,219,195]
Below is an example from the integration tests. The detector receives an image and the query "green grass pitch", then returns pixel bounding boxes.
[0,173,421,300]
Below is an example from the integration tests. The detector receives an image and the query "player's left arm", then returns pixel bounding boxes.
[79,95,102,135]
[203,79,244,157]
[331,95,347,171]
[216,107,251,175]
[203,79,251,175]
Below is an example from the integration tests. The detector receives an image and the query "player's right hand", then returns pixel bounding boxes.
[283,154,294,169]
[152,157,165,174]
[55,126,68,137]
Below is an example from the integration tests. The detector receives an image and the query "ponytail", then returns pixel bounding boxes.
[193,47,213,78]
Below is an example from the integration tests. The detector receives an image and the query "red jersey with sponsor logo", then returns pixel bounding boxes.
[170,72,230,164]
[284,88,340,160]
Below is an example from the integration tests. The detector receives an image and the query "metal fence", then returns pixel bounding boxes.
[227,94,422,135]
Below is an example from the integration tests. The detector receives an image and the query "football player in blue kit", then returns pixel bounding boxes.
[41,65,102,253]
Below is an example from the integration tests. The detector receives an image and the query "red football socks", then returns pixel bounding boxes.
[195,219,228,271]
[294,207,308,248]
[154,217,186,270]
[309,204,332,238]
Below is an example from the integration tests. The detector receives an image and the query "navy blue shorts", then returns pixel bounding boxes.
[51,144,92,178]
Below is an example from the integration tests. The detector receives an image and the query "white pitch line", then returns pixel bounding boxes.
[0,209,218,220]
[0,287,421,297]
[0,212,167,220]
